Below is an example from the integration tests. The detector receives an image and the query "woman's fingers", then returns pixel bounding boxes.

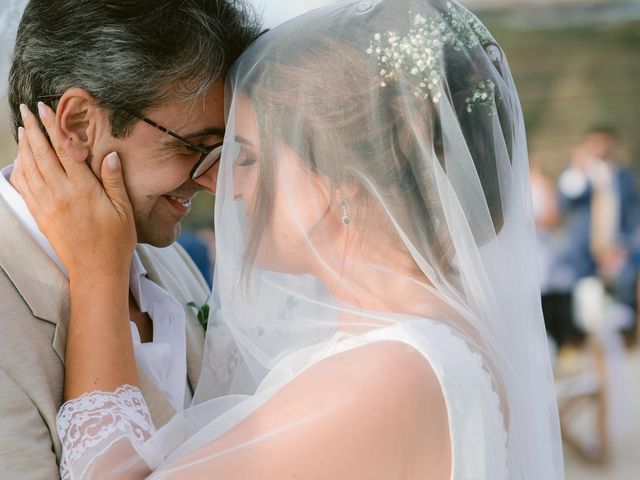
[19,103,69,191]
[11,145,26,195]
[13,128,57,231]
[15,115,49,201]
[22,102,94,185]
[100,152,132,218]
[11,155,38,214]
[36,101,92,181]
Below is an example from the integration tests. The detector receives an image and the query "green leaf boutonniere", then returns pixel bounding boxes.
[187,301,211,331]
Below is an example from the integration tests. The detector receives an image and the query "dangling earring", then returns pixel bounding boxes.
[341,200,351,226]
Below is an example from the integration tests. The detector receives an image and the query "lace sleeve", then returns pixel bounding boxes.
[57,385,156,480]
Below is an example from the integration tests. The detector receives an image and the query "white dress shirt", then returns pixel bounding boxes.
[0,164,191,410]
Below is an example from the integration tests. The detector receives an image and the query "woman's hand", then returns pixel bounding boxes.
[14,104,141,400]
[12,103,136,281]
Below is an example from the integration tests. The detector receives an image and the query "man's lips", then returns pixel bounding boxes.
[166,195,194,207]
[164,194,194,214]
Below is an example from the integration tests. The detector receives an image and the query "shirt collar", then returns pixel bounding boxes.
[129,251,150,312]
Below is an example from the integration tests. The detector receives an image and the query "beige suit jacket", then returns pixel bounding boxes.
[0,197,208,479]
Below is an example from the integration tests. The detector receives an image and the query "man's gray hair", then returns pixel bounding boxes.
[8,0,262,139]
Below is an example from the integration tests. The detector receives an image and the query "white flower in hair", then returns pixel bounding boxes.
[465,79,496,114]
[367,1,495,105]
[444,1,494,49]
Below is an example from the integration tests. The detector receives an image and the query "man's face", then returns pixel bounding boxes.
[583,132,616,162]
[93,81,225,247]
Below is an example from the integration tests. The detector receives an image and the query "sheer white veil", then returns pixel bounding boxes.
[0,0,26,96]
[6,0,562,477]
[135,1,564,478]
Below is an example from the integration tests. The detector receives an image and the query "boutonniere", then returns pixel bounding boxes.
[187,300,211,331]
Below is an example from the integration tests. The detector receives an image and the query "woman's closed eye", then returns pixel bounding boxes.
[235,148,257,167]
[235,155,256,167]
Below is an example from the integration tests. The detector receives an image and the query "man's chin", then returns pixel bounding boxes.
[136,224,181,248]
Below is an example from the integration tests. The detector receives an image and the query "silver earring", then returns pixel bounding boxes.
[341,200,351,226]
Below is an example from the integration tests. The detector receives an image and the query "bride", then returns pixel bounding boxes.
[13,0,563,478]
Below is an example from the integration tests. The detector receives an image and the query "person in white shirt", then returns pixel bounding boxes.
[0,1,261,478]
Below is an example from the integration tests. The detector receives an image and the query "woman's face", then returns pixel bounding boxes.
[231,97,341,273]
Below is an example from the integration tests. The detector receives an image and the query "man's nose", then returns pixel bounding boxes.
[194,162,220,193]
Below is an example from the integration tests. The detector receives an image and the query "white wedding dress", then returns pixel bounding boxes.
[57,319,508,479]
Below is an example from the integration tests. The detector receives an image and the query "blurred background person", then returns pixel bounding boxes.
[558,126,639,341]
[532,161,585,349]
[553,126,638,467]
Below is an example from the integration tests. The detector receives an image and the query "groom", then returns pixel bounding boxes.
[0,0,260,477]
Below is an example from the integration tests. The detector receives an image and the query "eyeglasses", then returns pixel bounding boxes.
[135,117,223,180]
[38,95,223,180]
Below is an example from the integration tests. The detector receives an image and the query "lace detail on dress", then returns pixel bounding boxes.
[57,385,156,480]
[419,322,508,480]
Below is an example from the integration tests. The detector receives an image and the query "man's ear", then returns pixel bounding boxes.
[54,88,99,163]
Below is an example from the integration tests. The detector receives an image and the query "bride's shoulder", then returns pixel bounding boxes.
[306,338,450,438]
[265,339,450,476]
[323,339,445,399]
[315,321,459,404]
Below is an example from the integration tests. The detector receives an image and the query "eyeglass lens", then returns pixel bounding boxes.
[192,144,224,179]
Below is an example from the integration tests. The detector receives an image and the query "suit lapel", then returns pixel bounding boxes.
[137,365,177,428]
[0,199,192,426]
[184,311,205,393]
[135,246,205,395]
[0,197,69,364]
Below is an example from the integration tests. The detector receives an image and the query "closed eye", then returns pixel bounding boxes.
[235,145,257,167]
[177,147,202,159]
[235,149,256,167]
[236,156,256,167]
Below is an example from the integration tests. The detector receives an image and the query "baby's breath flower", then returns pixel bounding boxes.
[366,2,497,109]
[465,79,496,115]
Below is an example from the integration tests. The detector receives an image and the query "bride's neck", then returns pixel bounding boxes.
[309,232,445,323]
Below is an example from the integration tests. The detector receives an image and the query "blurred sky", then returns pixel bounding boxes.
[248,0,340,27]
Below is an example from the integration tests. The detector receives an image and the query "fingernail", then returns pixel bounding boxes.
[19,103,30,120]
[106,152,120,170]
[37,101,49,120]
[17,126,24,140]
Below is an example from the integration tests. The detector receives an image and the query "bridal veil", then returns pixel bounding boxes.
[12,0,564,478]
[144,0,564,477]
